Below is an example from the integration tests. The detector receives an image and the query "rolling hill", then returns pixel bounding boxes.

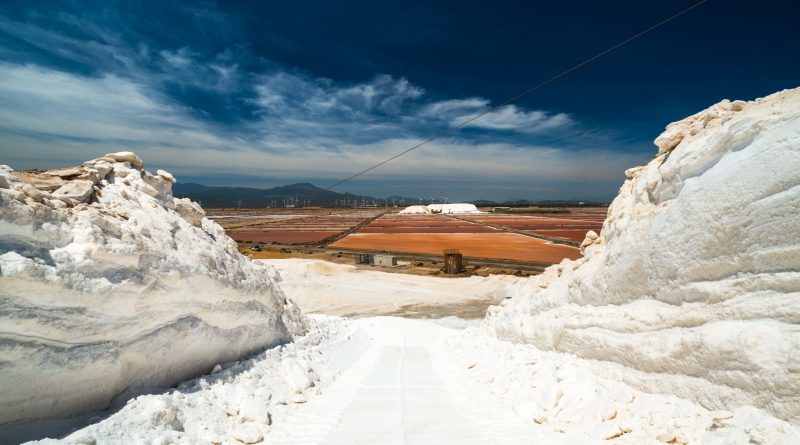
[172,182,381,208]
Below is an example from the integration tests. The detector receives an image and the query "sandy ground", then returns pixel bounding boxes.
[244,247,543,279]
[261,259,523,319]
[328,232,581,263]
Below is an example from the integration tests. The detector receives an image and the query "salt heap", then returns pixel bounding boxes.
[399,203,481,214]
[490,88,800,422]
[0,152,306,430]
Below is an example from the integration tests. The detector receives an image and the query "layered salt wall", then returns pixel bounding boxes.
[0,153,306,432]
[491,88,800,421]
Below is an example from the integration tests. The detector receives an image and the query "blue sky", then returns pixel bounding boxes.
[0,0,798,201]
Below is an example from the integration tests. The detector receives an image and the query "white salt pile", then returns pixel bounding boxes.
[490,87,800,423]
[29,316,358,445]
[0,152,306,438]
[398,203,481,214]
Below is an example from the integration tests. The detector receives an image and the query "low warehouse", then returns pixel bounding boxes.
[373,254,397,267]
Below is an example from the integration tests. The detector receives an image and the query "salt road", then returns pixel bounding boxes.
[267,317,536,445]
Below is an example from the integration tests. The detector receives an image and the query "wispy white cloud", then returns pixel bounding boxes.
[0,63,646,196]
[457,106,573,133]
[253,73,425,117]
[247,70,574,147]
[421,98,572,133]
[159,48,195,68]
[0,64,224,147]
[419,98,488,117]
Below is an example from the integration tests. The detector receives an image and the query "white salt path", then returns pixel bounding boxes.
[268,318,536,445]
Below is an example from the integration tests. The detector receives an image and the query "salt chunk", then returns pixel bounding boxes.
[230,423,263,444]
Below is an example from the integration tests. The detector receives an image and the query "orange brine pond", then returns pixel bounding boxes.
[329,232,581,264]
[459,214,603,243]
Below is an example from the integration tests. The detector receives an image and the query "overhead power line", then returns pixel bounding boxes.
[325,0,709,190]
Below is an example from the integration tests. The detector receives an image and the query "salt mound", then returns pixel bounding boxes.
[490,88,800,421]
[398,204,429,214]
[0,153,306,430]
[399,203,481,214]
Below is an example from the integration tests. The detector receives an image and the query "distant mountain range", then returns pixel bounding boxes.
[173,182,397,208]
[172,182,607,208]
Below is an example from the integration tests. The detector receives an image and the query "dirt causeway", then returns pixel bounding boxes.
[228,230,341,244]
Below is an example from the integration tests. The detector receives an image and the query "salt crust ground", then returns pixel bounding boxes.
[259,258,522,317]
[491,88,800,422]
[0,153,305,434]
[29,315,800,444]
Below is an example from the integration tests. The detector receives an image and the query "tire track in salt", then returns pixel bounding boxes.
[266,331,384,445]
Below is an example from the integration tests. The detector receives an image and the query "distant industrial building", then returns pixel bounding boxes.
[354,253,397,267]
[373,254,397,267]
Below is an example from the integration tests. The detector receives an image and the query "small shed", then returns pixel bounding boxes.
[373,254,397,267]
[355,253,373,265]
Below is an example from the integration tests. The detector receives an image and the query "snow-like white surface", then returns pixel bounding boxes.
[491,88,800,422]
[0,154,305,434]
[397,204,429,214]
[450,322,800,444]
[398,203,481,214]
[260,259,520,317]
[265,317,539,444]
[25,318,354,445]
[29,316,354,445]
[30,316,800,444]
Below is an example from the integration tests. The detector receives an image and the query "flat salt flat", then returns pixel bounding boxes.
[260,258,524,318]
